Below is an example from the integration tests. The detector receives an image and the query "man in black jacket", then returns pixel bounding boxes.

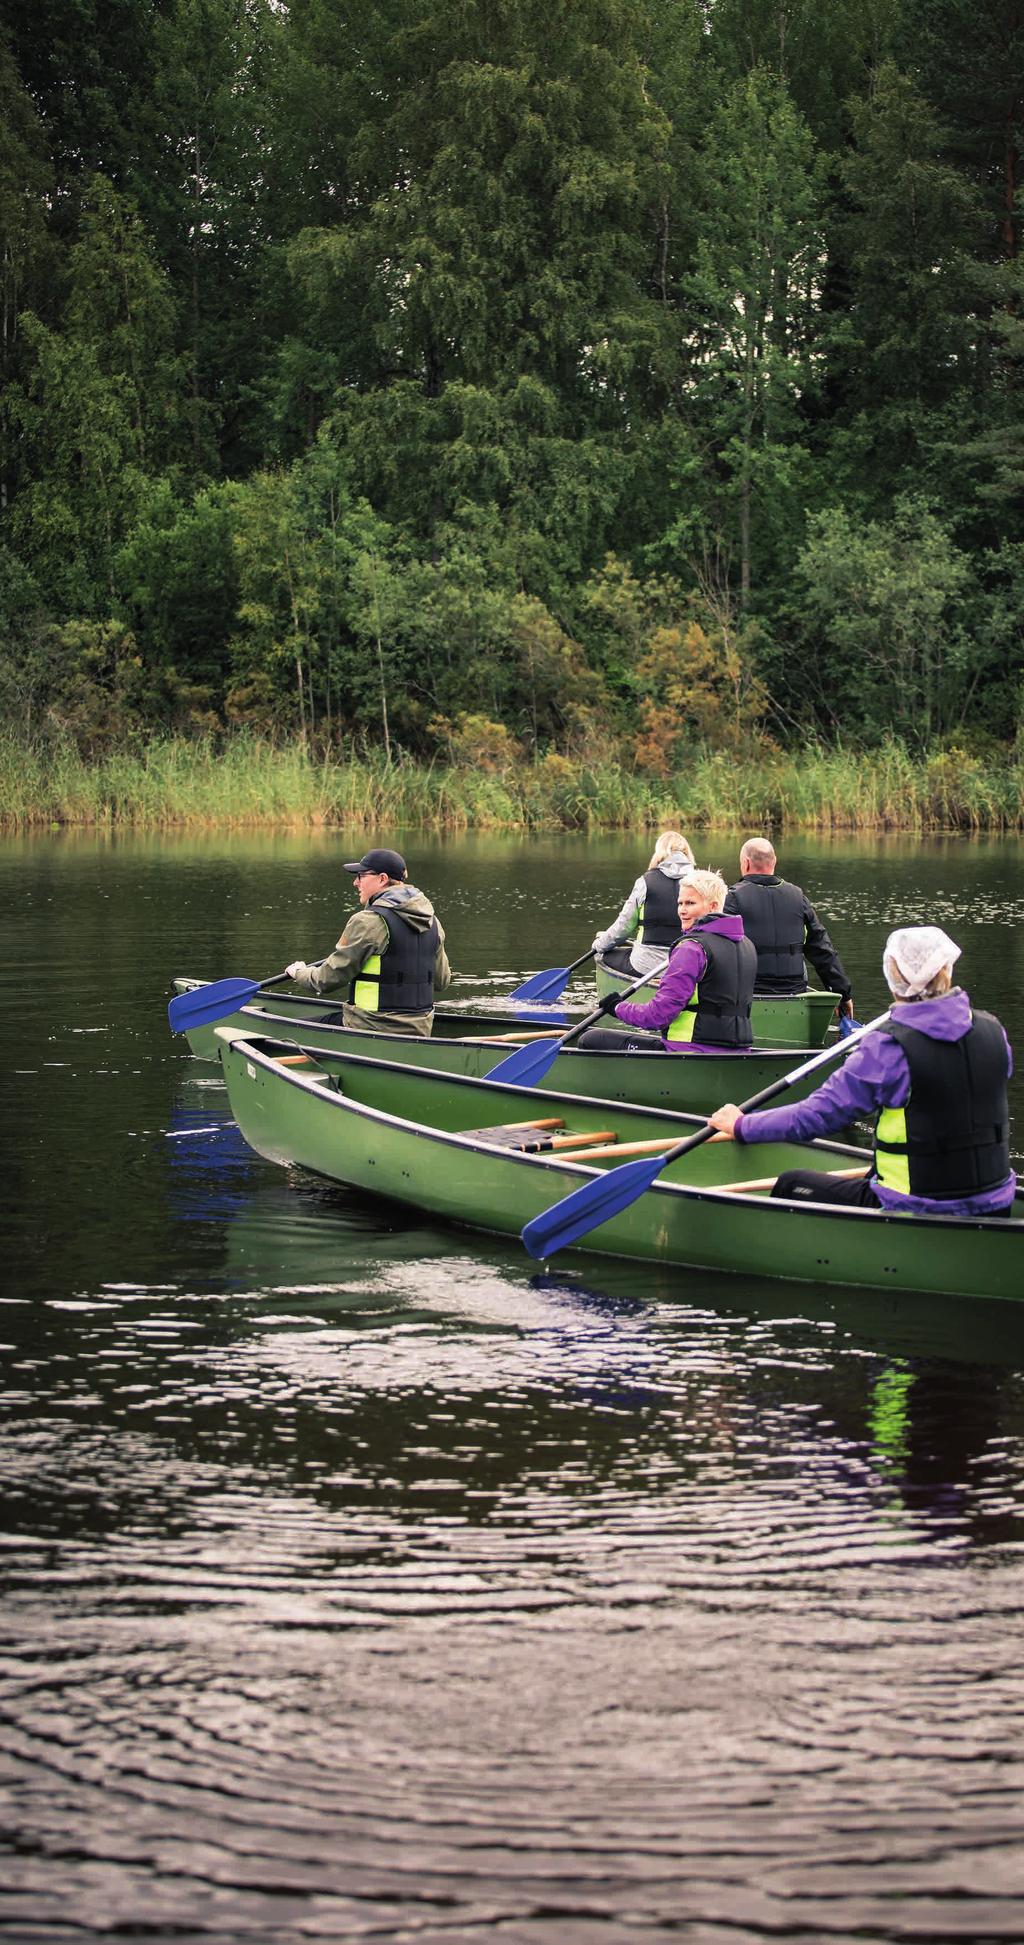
[723,838,854,1018]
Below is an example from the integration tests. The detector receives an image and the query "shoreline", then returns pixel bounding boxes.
[3,733,1023,834]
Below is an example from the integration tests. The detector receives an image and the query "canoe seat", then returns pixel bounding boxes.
[465,1116,620,1154]
[270,1049,344,1093]
[553,1132,732,1164]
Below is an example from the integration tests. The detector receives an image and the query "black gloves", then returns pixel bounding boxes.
[598,992,621,1017]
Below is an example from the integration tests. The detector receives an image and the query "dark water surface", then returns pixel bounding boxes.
[4,829,1024,1942]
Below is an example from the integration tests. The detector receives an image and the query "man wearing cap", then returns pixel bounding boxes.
[708,925,1017,1217]
[286,848,451,1036]
[723,838,854,1019]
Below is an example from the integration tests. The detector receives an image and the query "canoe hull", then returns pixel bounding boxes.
[595,959,840,1047]
[215,1031,1024,1303]
[172,980,831,1114]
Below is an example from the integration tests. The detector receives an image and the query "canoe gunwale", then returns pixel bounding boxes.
[178,984,829,1078]
[217,1028,1024,1236]
[219,1002,819,1064]
[174,976,833,1062]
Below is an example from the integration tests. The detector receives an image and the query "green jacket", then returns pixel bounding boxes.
[294,885,451,1036]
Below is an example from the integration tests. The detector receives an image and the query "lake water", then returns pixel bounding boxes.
[3,828,1024,1942]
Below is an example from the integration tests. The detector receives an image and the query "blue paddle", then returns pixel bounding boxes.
[487,967,654,1087]
[508,949,597,1006]
[520,1008,892,1258]
[168,972,294,1034]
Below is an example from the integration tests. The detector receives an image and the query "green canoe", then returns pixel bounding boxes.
[213,1027,1024,1302]
[172,978,834,1115]
[594,958,840,1047]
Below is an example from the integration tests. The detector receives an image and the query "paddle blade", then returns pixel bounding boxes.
[838,1013,863,1038]
[522,1152,669,1258]
[485,1037,563,1087]
[508,966,570,1004]
[168,977,261,1034]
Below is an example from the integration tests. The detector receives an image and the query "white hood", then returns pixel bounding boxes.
[652,854,694,882]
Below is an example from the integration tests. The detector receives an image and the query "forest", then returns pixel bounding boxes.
[1,0,1023,809]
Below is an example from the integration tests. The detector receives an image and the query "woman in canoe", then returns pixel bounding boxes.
[580,868,756,1051]
[592,830,696,976]
[708,925,1017,1216]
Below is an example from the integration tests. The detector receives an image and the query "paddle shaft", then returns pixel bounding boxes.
[521,1008,892,1257]
[630,1007,893,1174]
[548,970,651,1049]
[509,948,596,1005]
[486,966,654,1086]
[168,963,326,1034]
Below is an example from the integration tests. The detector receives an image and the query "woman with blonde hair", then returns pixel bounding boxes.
[708,926,1016,1215]
[581,868,757,1052]
[592,830,696,977]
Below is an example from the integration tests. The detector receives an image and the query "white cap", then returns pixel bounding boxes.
[883,925,961,999]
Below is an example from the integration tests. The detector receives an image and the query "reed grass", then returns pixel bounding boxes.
[3,728,1024,833]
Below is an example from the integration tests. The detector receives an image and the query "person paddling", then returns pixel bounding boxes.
[723,837,854,1020]
[580,869,756,1052]
[286,847,451,1037]
[592,830,696,977]
[708,925,1017,1216]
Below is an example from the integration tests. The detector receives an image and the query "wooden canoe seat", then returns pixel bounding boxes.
[465,1116,564,1133]
[553,1131,732,1164]
[467,1117,615,1153]
[269,1049,343,1093]
[462,1116,564,1150]
[475,1031,565,1044]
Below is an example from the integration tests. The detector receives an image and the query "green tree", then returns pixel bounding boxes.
[65,177,183,472]
[893,0,1024,264]
[116,478,239,690]
[6,179,183,616]
[794,497,976,744]
[6,315,145,613]
[0,34,54,514]
[704,0,893,148]
[828,64,989,505]
[0,0,165,233]
[283,0,677,591]
[222,467,330,740]
[674,66,824,605]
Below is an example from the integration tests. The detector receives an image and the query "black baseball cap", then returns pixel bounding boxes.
[343,848,407,880]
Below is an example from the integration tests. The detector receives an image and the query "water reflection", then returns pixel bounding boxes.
[4,830,1024,1939]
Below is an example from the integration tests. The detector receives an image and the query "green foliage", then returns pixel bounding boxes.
[1,0,1022,787]
[0,618,216,754]
[794,497,977,744]
[6,315,148,612]
[673,67,824,600]
[0,31,54,489]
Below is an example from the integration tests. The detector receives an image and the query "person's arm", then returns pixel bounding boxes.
[288,909,388,994]
[715,1035,909,1146]
[612,940,704,1032]
[802,895,852,1002]
[593,878,645,953]
[433,922,452,995]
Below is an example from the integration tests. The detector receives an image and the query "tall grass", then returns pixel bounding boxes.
[3,728,1024,832]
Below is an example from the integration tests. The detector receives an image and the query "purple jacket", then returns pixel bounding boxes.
[734,988,1016,1216]
[614,912,748,1050]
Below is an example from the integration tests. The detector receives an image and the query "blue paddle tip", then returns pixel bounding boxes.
[521,1153,668,1257]
[485,1038,562,1088]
